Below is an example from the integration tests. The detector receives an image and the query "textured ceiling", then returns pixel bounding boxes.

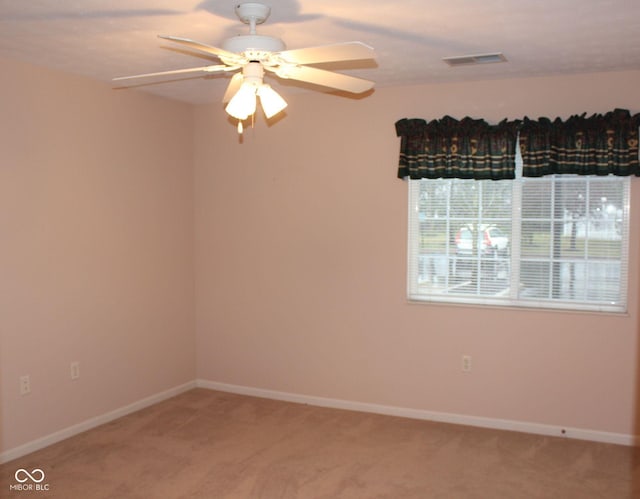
[1,0,639,104]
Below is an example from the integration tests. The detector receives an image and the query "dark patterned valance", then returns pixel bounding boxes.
[396,116,520,180]
[519,109,640,177]
[397,109,640,180]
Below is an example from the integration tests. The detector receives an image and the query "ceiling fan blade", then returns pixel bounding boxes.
[278,42,375,65]
[277,65,374,93]
[113,65,232,81]
[222,73,244,103]
[158,35,244,64]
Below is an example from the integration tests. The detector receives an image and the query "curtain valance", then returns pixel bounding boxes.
[396,109,640,180]
[519,109,640,177]
[395,116,520,180]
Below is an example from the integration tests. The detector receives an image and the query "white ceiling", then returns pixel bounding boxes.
[1,0,639,105]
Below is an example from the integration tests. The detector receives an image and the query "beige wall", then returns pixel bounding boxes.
[2,58,639,456]
[0,57,196,452]
[194,70,640,436]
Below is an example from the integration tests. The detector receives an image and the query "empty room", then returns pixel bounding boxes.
[1,1,639,497]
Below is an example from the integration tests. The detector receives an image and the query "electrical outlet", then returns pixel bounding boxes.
[20,375,31,395]
[70,361,80,380]
[462,355,472,372]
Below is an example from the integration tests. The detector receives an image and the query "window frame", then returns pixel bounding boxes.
[407,171,630,314]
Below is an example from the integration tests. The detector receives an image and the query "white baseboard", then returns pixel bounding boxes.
[3,378,634,464]
[196,379,638,447]
[0,380,197,464]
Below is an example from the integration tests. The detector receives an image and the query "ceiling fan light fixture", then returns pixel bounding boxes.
[115,3,377,133]
[257,84,287,119]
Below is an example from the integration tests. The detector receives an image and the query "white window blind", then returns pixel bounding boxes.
[407,159,630,312]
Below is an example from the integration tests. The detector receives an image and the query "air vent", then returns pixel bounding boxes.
[442,53,507,66]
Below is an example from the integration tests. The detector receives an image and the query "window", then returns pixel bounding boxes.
[407,160,630,312]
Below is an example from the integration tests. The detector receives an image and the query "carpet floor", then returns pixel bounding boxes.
[1,388,639,498]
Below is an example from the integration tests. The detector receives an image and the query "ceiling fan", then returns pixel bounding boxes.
[114,2,376,133]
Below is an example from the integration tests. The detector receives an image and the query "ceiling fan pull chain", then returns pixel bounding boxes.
[237,120,243,134]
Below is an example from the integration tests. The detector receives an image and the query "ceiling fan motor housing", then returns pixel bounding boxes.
[222,34,286,60]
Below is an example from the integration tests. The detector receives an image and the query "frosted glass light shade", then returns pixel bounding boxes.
[225,83,257,120]
[257,84,287,119]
